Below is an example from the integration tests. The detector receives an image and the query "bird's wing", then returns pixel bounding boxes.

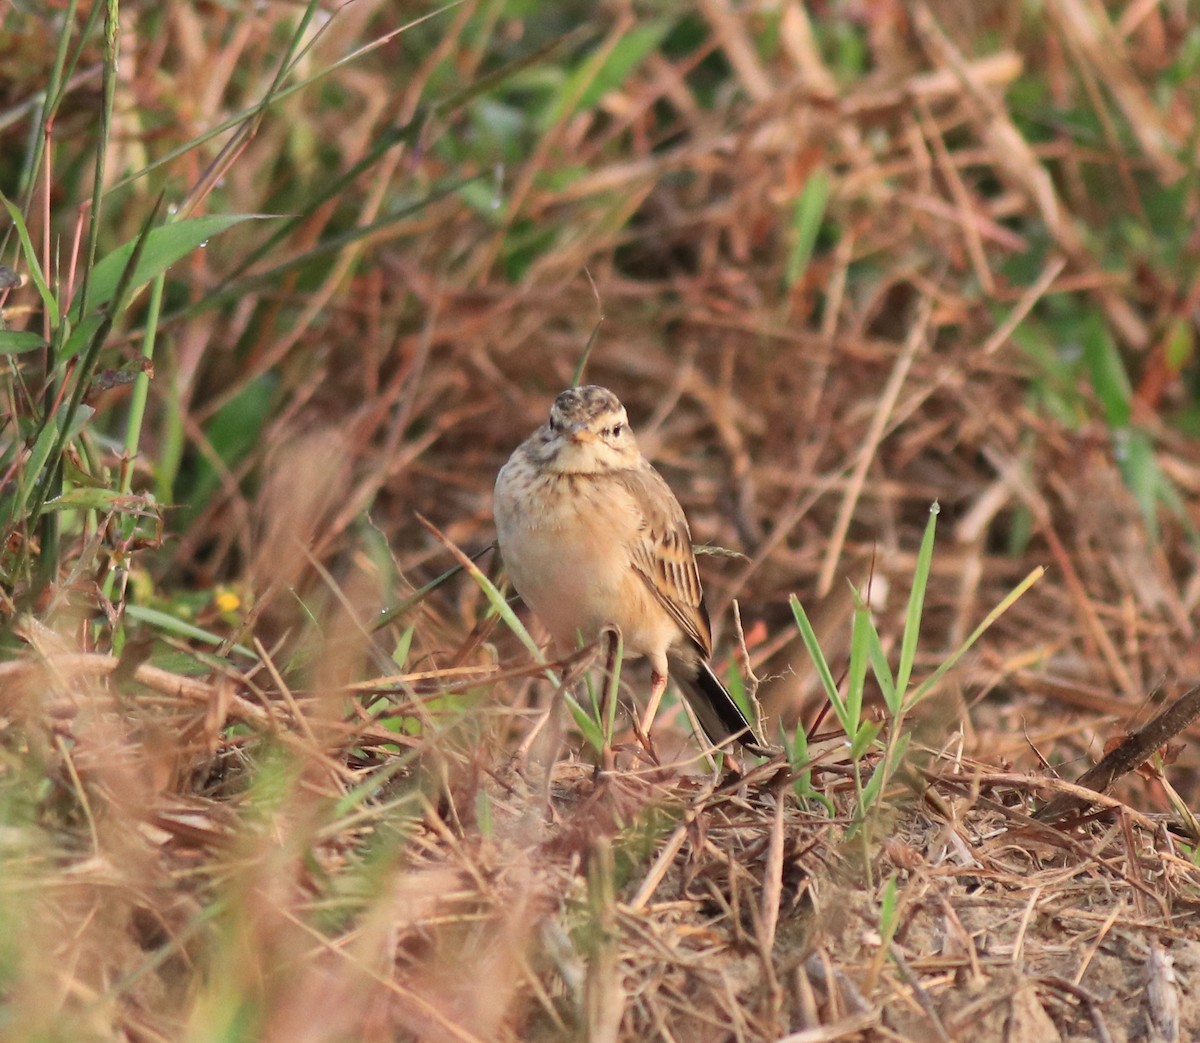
[612,463,713,657]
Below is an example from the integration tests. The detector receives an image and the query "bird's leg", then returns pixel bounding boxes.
[639,670,669,737]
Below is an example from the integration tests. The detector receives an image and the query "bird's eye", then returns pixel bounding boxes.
[610,423,623,438]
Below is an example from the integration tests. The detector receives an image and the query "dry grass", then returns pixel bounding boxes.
[2,1,1200,1039]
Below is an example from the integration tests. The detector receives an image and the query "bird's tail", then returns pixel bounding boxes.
[672,656,770,754]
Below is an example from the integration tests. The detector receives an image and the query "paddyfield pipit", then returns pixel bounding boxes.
[494,385,766,753]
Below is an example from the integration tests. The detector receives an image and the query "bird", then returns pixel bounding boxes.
[493,384,767,754]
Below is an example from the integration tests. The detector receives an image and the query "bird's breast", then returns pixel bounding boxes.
[494,463,670,657]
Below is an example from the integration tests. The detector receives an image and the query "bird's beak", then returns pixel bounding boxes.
[568,423,595,444]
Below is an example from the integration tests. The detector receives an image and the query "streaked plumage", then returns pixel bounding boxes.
[493,385,766,752]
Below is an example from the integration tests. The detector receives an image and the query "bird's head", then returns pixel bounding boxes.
[540,385,640,473]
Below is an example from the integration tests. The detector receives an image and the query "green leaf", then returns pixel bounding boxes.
[0,331,48,354]
[68,214,262,323]
[789,722,835,813]
[790,718,812,781]
[785,168,831,287]
[848,720,882,761]
[1082,314,1132,429]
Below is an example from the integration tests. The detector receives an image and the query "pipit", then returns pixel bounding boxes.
[494,384,767,753]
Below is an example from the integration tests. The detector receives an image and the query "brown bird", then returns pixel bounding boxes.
[493,385,766,753]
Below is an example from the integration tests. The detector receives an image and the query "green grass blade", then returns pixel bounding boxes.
[28,198,165,534]
[785,168,830,288]
[7,406,94,525]
[845,589,871,736]
[603,630,623,747]
[907,566,1045,710]
[418,516,558,687]
[865,622,898,717]
[861,730,908,808]
[1082,312,1132,429]
[0,191,59,327]
[789,594,848,724]
[70,0,120,326]
[392,626,415,670]
[565,693,606,754]
[1114,427,1164,541]
[878,873,900,948]
[441,25,593,116]
[123,604,258,660]
[895,502,939,699]
[119,269,166,494]
[373,556,482,632]
[566,19,673,117]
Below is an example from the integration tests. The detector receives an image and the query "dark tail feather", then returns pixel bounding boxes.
[673,658,768,752]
